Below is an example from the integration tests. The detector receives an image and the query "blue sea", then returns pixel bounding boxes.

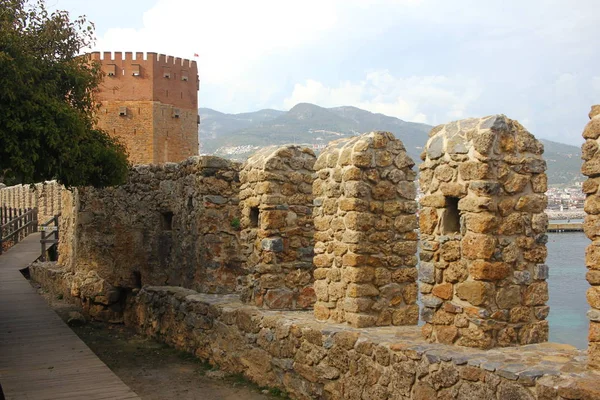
[547,231,589,349]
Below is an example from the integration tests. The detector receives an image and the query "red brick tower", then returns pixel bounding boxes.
[91,52,199,165]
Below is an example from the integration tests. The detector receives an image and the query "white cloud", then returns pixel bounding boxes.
[81,0,600,143]
[283,71,482,124]
[95,0,340,83]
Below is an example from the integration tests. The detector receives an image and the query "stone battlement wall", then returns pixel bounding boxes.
[0,180,63,223]
[90,51,197,66]
[419,115,549,349]
[90,51,198,107]
[120,285,595,400]
[581,104,600,370]
[58,156,243,313]
[28,118,600,398]
[238,145,317,309]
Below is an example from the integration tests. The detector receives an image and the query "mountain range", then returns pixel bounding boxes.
[199,103,582,186]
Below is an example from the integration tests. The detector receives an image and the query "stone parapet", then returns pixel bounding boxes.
[0,180,63,223]
[59,156,243,296]
[312,131,418,327]
[419,115,549,348]
[581,104,600,369]
[120,285,599,400]
[238,145,316,309]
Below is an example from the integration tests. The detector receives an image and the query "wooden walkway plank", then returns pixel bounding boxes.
[0,234,140,400]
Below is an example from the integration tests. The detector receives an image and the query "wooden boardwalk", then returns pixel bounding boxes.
[0,234,139,400]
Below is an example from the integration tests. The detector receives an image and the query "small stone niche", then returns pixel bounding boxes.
[581,104,600,369]
[442,196,460,234]
[249,206,259,228]
[160,211,173,231]
[312,131,419,328]
[419,115,549,349]
[238,145,316,310]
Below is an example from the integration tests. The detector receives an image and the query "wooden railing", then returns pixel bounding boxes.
[40,214,59,261]
[0,206,38,255]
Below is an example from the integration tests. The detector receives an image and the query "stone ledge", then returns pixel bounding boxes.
[129,286,600,399]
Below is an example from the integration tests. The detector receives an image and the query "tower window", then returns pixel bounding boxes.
[104,64,116,76]
[161,211,173,231]
[442,196,460,234]
[250,207,259,228]
[131,64,141,76]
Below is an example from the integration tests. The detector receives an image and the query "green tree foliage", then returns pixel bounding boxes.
[0,0,129,187]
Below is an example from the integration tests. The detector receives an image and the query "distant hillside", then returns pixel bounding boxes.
[199,103,430,162]
[198,104,583,186]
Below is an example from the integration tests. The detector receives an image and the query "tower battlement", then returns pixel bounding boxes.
[89,51,197,68]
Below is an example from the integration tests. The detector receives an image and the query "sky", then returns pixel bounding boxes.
[51,0,600,145]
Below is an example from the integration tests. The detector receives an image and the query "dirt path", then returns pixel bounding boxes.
[34,285,287,400]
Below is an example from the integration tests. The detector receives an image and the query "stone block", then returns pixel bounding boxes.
[533,264,549,280]
[524,282,549,306]
[461,232,496,260]
[469,261,510,281]
[456,281,487,306]
[261,237,284,252]
[432,283,453,300]
[587,286,600,309]
[583,117,600,140]
[419,207,438,235]
[346,283,379,298]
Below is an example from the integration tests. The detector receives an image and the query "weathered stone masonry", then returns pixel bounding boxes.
[0,180,63,223]
[419,115,549,349]
[581,104,600,370]
[120,286,599,400]
[28,124,600,399]
[312,132,419,328]
[238,145,317,310]
[56,157,242,321]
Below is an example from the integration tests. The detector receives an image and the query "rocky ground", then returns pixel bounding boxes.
[33,283,288,400]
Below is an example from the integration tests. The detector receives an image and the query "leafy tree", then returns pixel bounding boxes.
[0,0,129,187]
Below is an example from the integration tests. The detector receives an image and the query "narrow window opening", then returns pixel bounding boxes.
[132,271,142,289]
[249,207,259,228]
[161,211,173,231]
[442,196,460,234]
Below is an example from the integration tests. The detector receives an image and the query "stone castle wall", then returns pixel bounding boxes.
[115,285,597,400]
[238,145,317,309]
[58,156,243,302]
[0,180,63,223]
[27,120,600,398]
[581,105,600,369]
[312,132,419,327]
[419,115,549,349]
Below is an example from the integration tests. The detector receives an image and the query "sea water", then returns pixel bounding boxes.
[547,231,589,349]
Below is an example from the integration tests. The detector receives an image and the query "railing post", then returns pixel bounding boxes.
[41,229,46,262]
[17,208,22,244]
[33,208,38,232]
[54,214,59,244]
